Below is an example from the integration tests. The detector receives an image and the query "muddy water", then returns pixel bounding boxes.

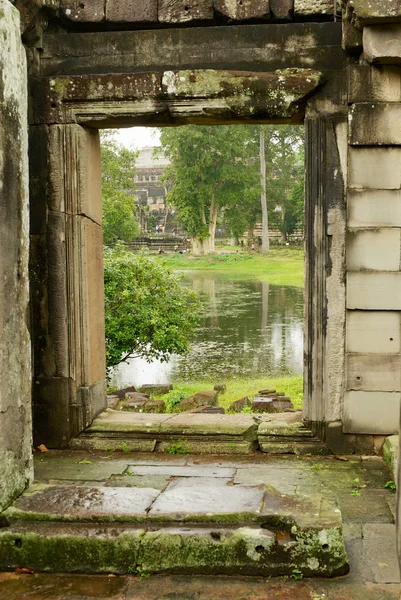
[110,273,304,388]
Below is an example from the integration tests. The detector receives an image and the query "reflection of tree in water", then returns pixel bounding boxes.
[172,275,304,381]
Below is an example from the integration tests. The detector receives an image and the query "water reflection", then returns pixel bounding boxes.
[111,273,304,388]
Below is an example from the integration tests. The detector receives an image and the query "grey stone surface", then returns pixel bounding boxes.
[158,0,214,23]
[149,477,264,517]
[127,465,235,478]
[295,0,333,15]
[7,484,160,520]
[34,454,129,481]
[214,0,270,20]
[106,0,158,22]
[363,524,400,583]
[106,474,171,490]
[0,0,33,511]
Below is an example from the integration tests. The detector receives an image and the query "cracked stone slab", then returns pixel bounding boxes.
[33,455,129,481]
[127,465,235,478]
[149,477,264,518]
[4,485,160,522]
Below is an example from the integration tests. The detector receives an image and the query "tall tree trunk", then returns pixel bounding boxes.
[247,224,254,247]
[260,128,269,254]
[230,236,239,247]
[208,195,219,254]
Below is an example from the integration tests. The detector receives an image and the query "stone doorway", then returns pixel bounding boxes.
[30,59,347,450]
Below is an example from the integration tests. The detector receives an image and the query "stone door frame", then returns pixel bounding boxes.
[29,66,348,448]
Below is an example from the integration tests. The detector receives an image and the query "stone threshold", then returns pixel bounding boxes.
[70,409,326,455]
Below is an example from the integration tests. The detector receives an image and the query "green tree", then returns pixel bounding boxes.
[101,132,140,245]
[104,246,200,370]
[159,126,259,254]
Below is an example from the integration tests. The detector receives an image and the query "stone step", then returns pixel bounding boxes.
[257,417,329,455]
[0,482,349,577]
[70,410,259,454]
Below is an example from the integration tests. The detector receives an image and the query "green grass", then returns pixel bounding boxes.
[160,247,304,288]
[154,375,303,412]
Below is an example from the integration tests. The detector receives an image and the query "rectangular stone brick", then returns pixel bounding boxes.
[214,0,270,20]
[350,103,401,146]
[364,24,401,64]
[347,272,401,310]
[158,0,214,23]
[347,353,401,392]
[294,0,333,16]
[60,0,105,22]
[106,0,158,22]
[346,311,401,354]
[346,229,401,271]
[348,189,401,228]
[348,148,401,190]
[348,65,401,103]
[343,391,400,434]
[351,1,401,26]
[270,0,293,19]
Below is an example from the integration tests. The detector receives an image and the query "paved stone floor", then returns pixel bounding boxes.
[0,450,400,599]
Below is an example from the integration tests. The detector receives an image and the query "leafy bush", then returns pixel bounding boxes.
[104,246,200,370]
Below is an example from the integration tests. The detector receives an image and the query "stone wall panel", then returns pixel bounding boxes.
[347,272,401,310]
[346,311,401,354]
[348,147,401,189]
[347,353,401,392]
[0,0,33,510]
[350,103,401,145]
[364,25,401,64]
[346,229,401,271]
[214,0,270,20]
[347,189,401,228]
[344,391,400,434]
[294,0,333,16]
[270,0,293,19]
[106,0,158,22]
[59,0,105,22]
[159,0,214,23]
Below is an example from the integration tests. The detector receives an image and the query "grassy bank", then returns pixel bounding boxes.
[160,247,304,288]
[154,375,303,412]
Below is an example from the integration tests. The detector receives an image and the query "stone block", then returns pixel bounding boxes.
[230,397,251,412]
[343,391,400,434]
[346,311,401,354]
[348,65,401,103]
[294,0,333,16]
[174,390,218,412]
[350,0,401,26]
[342,19,363,55]
[158,0,214,23]
[106,0,158,22]
[350,103,401,146]
[60,0,105,22]
[348,147,401,189]
[347,189,401,228]
[346,229,401,272]
[364,25,401,65]
[270,0,293,19]
[346,353,401,392]
[114,386,137,399]
[347,272,401,310]
[362,524,401,583]
[214,0,270,20]
[139,384,173,396]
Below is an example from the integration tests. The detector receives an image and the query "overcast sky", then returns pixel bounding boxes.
[115,127,161,150]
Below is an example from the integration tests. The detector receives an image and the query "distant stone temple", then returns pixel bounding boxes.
[133,147,171,231]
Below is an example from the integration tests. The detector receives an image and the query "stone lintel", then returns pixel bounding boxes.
[31,68,324,126]
[39,23,345,78]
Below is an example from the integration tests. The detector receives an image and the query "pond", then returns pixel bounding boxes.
[110,273,304,388]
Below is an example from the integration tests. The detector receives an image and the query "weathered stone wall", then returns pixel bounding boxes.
[54,0,336,26]
[0,0,33,509]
